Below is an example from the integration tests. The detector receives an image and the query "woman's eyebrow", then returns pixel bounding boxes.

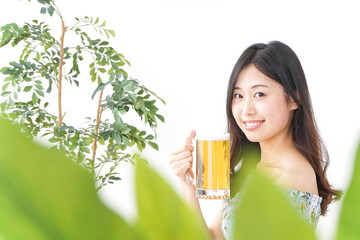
[234,84,269,90]
[251,84,269,89]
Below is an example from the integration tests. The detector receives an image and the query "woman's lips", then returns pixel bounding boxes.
[244,120,264,130]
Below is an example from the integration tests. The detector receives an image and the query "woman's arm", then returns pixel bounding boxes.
[209,203,226,240]
[169,130,225,239]
[181,181,226,240]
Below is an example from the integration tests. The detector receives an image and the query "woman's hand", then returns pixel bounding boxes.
[169,130,196,184]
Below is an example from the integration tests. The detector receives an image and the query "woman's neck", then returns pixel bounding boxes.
[258,130,297,165]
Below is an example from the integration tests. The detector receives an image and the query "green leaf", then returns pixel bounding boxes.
[90,67,96,76]
[91,83,106,100]
[2,82,10,92]
[37,0,49,4]
[35,89,45,97]
[98,137,105,145]
[108,30,115,37]
[98,68,106,73]
[135,157,211,240]
[147,141,159,151]
[35,84,44,90]
[109,176,121,181]
[1,91,11,97]
[156,114,165,123]
[0,118,141,239]
[48,137,59,143]
[40,7,47,14]
[8,96,14,106]
[94,17,99,24]
[35,52,40,61]
[81,147,91,154]
[104,30,110,39]
[91,73,97,82]
[233,170,317,240]
[0,67,9,73]
[122,136,130,146]
[10,61,23,70]
[0,102,7,112]
[336,140,360,239]
[23,62,32,69]
[128,93,136,103]
[2,68,14,75]
[113,132,122,145]
[145,135,154,140]
[99,41,109,46]
[13,91,18,100]
[47,6,55,16]
[32,92,38,104]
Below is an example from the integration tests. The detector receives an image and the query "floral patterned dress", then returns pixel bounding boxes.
[220,188,322,239]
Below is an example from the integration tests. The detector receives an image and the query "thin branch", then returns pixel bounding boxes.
[58,21,67,130]
[91,89,104,176]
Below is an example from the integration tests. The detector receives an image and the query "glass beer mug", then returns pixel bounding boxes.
[185,132,230,199]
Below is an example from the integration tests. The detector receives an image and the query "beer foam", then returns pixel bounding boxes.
[195,132,230,141]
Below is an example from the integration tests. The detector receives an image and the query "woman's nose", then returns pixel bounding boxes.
[242,98,256,116]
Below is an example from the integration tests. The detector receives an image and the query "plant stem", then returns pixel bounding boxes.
[91,89,104,176]
[58,21,67,128]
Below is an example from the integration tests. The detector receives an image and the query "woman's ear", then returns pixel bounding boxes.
[290,91,300,110]
[290,100,298,110]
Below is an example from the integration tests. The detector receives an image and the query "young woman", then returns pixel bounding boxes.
[169,41,339,239]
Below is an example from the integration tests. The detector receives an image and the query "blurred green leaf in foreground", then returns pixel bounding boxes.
[233,170,316,240]
[336,139,360,240]
[135,155,211,240]
[0,118,140,240]
[0,117,209,240]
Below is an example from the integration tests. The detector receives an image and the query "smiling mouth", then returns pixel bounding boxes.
[244,121,264,130]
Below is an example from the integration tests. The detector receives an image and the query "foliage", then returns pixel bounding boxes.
[0,0,165,190]
[336,139,360,239]
[0,118,206,239]
[0,117,359,239]
[135,155,211,240]
[0,118,141,240]
[233,171,316,239]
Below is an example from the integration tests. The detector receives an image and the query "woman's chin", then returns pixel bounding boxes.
[244,135,262,143]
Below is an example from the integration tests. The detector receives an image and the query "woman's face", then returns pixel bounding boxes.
[231,64,298,144]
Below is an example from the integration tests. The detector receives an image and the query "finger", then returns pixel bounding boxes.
[174,162,192,180]
[185,130,196,147]
[170,156,193,171]
[169,150,193,165]
[169,145,193,156]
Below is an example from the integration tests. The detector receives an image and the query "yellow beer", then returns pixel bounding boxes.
[195,133,230,199]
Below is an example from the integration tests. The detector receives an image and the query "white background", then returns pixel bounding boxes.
[1,0,360,239]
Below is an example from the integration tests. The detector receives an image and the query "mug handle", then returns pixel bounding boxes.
[185,135,195,185]
[185,169,195,185]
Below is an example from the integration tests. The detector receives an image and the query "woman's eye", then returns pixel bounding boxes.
[254,92,265,98]
[233,93,243,99]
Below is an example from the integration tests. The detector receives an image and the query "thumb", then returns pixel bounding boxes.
[185,130,196,146]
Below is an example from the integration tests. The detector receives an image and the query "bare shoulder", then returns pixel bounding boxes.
[276,158,318,195]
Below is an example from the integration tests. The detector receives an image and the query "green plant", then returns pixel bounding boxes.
[1,112,359,239]
[0,118,208,240]
[0,0,165,190]
[336,139,360,239]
